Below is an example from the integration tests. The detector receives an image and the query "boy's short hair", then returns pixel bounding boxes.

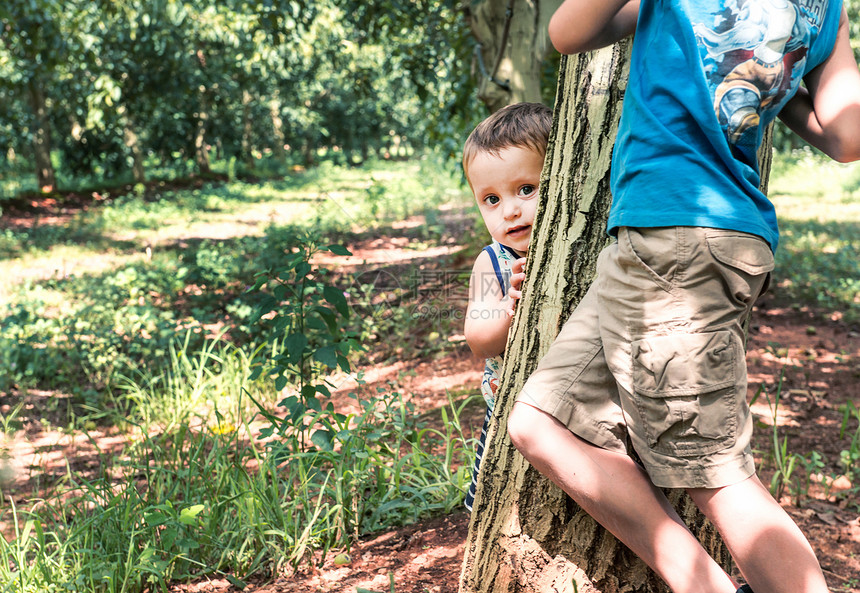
[463,102,553,175]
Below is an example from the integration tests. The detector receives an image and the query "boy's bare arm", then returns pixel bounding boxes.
[779,8,860,163]
[464,252,524,359]
[548,0,639,55]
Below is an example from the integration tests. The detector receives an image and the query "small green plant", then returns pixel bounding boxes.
[796,450,826,503]
[755,375,801,502]
[838,402,860,495]
[249,230,359,445]
[755,372,860,507]
[251,388,473,569]
[364,177,386,219]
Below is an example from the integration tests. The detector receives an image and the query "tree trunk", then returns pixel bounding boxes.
[242,89,255,170]
[466,0,562,112]
[301,140,315,168]
[121,109,146,184]
[27,77,56,192]
[459,39,777,592]
[270,94,287,162]
[194,85,212,175]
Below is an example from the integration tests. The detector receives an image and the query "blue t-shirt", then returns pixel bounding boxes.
[608,0,842,251]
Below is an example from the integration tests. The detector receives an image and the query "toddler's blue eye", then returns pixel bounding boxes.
[484,195,500,205]
[518,184,536,197]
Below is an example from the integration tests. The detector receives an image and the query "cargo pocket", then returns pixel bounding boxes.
[706,232,774,305]
[631,331,738,457]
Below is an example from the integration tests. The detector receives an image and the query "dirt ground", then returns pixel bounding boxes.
[3,191,859,593]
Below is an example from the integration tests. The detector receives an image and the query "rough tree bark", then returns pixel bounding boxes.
[459,43,775,593]
[465,0,561,112]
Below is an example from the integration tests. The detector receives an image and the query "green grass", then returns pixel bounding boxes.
[769,150,860,321]
[0,311,476,592]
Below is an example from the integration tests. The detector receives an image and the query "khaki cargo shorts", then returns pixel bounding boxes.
[517,226,774,489]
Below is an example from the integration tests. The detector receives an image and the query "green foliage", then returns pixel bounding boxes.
[0,159,481,591]
[0,159,467,415]
[775,220,860,318]
[248,231,360,444]
[755,376,801,502]
[262,388,473,568]
[838,402,860,490]
[0,349,475,591]
[115,334,265,432]
[0,257,192,393]
[0,0,483,189]
[769,151,860,322]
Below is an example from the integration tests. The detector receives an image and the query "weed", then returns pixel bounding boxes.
[837,402,860,506]
[0,385,474,591]
[796,450,826,502]
[755,375,809,504]
[755,370,860,508]
[253,387,473,568]
[0,159,481,591]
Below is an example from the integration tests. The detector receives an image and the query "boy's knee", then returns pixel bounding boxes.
[507,402,540,453]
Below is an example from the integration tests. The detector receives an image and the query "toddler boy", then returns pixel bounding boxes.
[461,102,552,511]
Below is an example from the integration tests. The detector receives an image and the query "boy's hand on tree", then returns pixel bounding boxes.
[507,257,527,313]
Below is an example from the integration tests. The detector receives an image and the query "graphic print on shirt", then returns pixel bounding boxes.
[692,0,828,149]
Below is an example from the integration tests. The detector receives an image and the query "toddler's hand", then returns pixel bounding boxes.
[507,257,527,312]
[509,257,526,298]
[511,257,526,277]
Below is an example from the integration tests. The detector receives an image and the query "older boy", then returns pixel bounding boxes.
[507,1,860,592]
[461,102,553,511]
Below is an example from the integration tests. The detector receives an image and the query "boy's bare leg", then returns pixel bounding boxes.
[508,402,737,593]
[687,478,829,593]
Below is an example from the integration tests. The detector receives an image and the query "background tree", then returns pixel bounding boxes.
[464,0,562,112]
[0,0,568,194]
[334,0,487,160]
[0,0,850,196]
[0,0,77,191]
[459,40,775,592]
[3,0,464,192]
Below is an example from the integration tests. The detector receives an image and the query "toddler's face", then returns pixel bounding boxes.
[468,145,543,256]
